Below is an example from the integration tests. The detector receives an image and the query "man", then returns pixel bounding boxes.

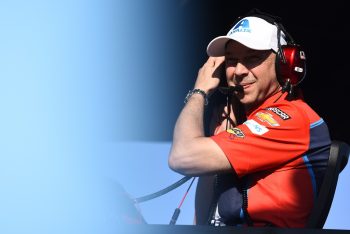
[168,9,331,227]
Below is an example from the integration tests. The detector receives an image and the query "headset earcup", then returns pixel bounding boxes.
[276,45,306,87]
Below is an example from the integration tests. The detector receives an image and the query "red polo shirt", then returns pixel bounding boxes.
[211,91,331,227]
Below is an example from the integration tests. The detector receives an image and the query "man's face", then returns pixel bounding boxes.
[225,40,281,111]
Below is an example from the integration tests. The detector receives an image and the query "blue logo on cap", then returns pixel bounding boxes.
[228,19,251,35]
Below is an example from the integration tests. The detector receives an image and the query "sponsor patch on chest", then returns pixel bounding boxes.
[266,107,291,120]
[226,128,245,138]
[244,119,269,135]
[256,112,280,126]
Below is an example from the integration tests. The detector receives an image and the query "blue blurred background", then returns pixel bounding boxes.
[0,1,197,233]
[0,1,348,234]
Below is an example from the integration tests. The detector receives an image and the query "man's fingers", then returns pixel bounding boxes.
[206,56,225,67]
[205,57,216,67]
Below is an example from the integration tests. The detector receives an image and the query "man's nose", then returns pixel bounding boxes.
[234,62,249,76]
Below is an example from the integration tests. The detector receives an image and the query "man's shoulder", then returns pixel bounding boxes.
[289,99,323,123]
[263,98,322,124]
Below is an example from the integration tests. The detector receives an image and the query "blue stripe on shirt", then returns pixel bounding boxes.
[302,155,317,201]
[310,118,324,128]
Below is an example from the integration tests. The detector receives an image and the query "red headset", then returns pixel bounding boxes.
[236,9,307,92]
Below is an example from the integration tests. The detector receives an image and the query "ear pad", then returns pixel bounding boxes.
[275,44,307,86]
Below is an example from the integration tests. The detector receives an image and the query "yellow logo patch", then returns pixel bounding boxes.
[256,112,280,126]
[226,128,245,138]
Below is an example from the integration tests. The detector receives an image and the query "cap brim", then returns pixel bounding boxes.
[206,36,231,57]
[207,34,274,57]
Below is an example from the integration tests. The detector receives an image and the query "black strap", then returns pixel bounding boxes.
[133,176,192,203]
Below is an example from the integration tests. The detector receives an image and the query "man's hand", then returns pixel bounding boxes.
[194,56,225,95]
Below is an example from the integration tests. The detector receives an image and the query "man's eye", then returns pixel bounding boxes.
[248,56,262,62]
[226,58,238,64]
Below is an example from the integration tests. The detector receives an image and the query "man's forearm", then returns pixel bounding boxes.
[168,93,207,174]
[168,56,231,175]
[173,93,206,145]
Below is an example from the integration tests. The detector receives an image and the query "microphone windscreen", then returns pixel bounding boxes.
[218,86,243,94]
[229,85,243,92]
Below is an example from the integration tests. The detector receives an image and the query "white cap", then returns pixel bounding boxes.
[207,16,287,57]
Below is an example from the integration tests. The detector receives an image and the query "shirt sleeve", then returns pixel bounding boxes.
[210,104,310,177]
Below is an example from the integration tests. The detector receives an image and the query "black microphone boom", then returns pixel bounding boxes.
[218,85,243,94]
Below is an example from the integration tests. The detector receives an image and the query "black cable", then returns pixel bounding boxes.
[133,176,192,204]
[241,186,253,226]
[169,177,196,225]
[207,174,220,225]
